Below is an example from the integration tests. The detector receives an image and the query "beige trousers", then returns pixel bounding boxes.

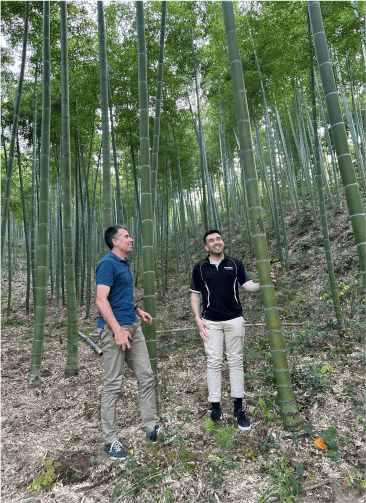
[203,316,245,402]
[98,321,157,444]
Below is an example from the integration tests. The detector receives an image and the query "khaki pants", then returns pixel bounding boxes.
[203,316,245,402]
[98,321,157,444]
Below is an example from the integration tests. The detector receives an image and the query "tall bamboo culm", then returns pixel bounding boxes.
[136,1,157,375]
[1,3,29,260]
[29,2,51,387]
[308,1,366,287]
[98,1,113,230]
[61,1,79,375]
[16,136,31,314]
[151,1,166,216]
[308,29,343,327]
[31,66,38,307]
[222,0,302,431]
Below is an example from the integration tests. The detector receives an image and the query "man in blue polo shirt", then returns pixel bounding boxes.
[96,225,173,460]
[190,229,274,432]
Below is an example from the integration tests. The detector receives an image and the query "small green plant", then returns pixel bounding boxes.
[205,453,237,489]
[204,417,221,434]
[214,425,235,450]
[342,470,365,488]
[4,318,26,326]
[253,397,277,422]
[290,360,329,410]
[260,433,279,453]
[163,489,172,502]
[243,448,257,461]
[28,459,61,492]
[318,426,340,462]
[179,408,192,422]
[321,365,334,374]
[84,327,96,335]
[178,445,199,470]
[259,457,302,503]
[110,451,167,501]
[204,418,236,450]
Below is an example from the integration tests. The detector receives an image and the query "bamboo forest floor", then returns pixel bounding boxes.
[1,194,366,503]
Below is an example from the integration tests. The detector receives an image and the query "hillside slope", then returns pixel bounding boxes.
[1,191,365,503]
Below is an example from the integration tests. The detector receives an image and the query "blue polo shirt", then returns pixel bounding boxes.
[96,251,138,328]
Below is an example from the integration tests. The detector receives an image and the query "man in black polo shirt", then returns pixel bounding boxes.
[190,229,271,431]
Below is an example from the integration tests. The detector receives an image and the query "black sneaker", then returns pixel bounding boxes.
[104,440,128,460]
[146,424,176,445]
[210,409,223,424]
[233,408,251,431]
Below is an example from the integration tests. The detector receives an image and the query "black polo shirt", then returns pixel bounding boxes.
[190,255,251,322]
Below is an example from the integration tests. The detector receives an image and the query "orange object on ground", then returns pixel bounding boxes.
[314,437,327,449]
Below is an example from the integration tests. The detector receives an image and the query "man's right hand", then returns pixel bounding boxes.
[196,318,210,342]
[114,327,132,351]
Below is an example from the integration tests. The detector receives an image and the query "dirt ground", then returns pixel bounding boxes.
[1,198,366,503]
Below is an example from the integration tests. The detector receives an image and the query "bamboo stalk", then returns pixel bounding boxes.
[136,0,157,374]
[29,1,50,387]
[61,0,79,376]
[222,0,302,432]
[79,331,103,356]
[1,3,29,260]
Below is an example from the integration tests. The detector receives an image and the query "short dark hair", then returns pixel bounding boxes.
[203,229,221,244]
[105,225,127,250]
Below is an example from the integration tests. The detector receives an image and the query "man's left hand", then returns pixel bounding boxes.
[137,308,152,325]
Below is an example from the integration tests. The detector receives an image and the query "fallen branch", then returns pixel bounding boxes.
[78,331,103,356]
[156,322,306,334]
[300,480,330,492]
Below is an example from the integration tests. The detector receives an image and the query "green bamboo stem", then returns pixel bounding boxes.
[172,125,191,272]
[274,106,301,220]
[73,134,80,302]
[314,73,341,208]
[61,1,79,375]
[31,65,38,308]
[267,112,290,274]
[1,3,29,260]
[190,29,209,229]
[136,1,157,375]
[29,1,51,387]
[7,214,11,318]
[232,126,253,252]
[263,114,285,267]
[170,175,180,274]
[294,91,318,220]
[16,135,31,314]
[98,0,113,230]
[222,0,301,432]
[336,61,365,189]
[151,1,166,216]
[187,95,215,228]
[219,89,232,255]
[308,0,366,286]
[309,26,343,327]
[108,79,124,224]
[252,118,275,225]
